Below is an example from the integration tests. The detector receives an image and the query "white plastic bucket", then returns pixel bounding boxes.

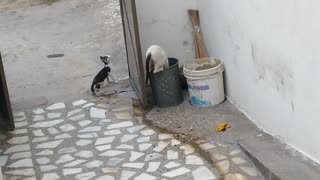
[183,57,225,107]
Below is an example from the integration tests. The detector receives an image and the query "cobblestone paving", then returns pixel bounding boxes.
[0,98,220,180]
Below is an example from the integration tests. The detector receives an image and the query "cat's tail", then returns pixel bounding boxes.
[91,82,96,95]
[145,53,152,85]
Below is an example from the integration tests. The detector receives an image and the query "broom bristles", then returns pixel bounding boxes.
[188,9,207,58]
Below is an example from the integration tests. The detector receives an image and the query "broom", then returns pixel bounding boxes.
[188,9,208,59]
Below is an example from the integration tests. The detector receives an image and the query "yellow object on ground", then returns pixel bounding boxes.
[216,122,231,132]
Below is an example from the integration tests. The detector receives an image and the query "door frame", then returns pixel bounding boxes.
[120,0,149,107]
[0,52,14,131]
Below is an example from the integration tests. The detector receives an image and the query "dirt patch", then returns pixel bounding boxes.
[0,0,60,10]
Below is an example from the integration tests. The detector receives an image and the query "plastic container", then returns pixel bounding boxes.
[183,57,225,107]
[150,58,183,108]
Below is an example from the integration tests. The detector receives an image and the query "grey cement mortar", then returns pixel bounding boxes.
[146,92,320,180]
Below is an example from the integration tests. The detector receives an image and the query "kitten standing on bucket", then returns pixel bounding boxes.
[145,45,169,84]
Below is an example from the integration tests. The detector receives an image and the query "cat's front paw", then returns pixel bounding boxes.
[113,81,119,84]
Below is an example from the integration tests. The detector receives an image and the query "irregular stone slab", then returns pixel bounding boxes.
[83,103,95,108]
[90,107,107,118]
[7,136,29,144]
[167,150,179,160]
[8,158,33,168]
[146,162,161,172]
[58,147,77,154]
[84,160,103,168]
[165,161,180,169]
[69,114,86,121]
[54,133,72,139]
[137,137,150,143]
[153,141,169,152]
[5,144,30,154]
[33,108,45,115]
[158,134,174,140]
[134,173,156,180]
[107,121,133,129]
[95,145,112,151]
[5,168,35,176]
[145,153,163,161]
[96,175,115,180]
[140,129,155,136]
[78,133,98,139]
[121,134,138,143]
[36,157,50,165]
[75,171,96,180]
[186,155,204,165]
[33,115,45,121]
[122,163,145,169]
[129,151,145,161]
[56,154,74,164]
[75,151,94,158]
[46,103,66,110]
[35,140,64,149]
[116,144,134,150]
[31,120,64,128]
[33,130,44,137]
[76,140,92,146]
[79,126,101,132]
[42,172,60,180]
[127,125,146,133]
[63,168,82,176]
[9,129,28,135]
[192,166,216,180]
[119,170,136,180]
[139,143,152,151]
[72,99,87,106]
[47,113,62,119]
[64,160,87,167]
[107,158,125,166]
[199,143,216,150]
[162,167,190,177]
[40,165,57,172]
[100,150,126,157]
[114,112,132,120]
[78,120,92,127]
[0,156,8,166]
[67,109,83,117]
[32,137,49,143]
[104,130,122,136]
[36,149,54,156]
[95,136,115,145]
[47,127,59,135]
[60,124,76,132]
[11,152,31,159]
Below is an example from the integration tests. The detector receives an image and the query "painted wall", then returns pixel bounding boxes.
[135,0,196,66]
[197,0,320,162]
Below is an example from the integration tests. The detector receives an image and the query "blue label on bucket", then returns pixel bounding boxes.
[191,96,212,106]
[187,84,209,90]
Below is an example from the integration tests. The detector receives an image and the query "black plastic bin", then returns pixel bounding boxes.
[149,58,183,108]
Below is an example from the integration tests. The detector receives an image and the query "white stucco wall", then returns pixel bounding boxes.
[135,0,196,66]
[197,0,320,162]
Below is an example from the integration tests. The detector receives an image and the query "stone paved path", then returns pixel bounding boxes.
[0,97,220,179]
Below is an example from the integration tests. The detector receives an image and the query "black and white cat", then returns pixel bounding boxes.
[91,55,118,95]
[145,45,169,84]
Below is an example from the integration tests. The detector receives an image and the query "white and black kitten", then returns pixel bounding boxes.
[91,55,118,95]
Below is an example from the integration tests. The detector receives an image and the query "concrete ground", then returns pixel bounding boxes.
[146,93,320,180]
[0,0,128,110]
